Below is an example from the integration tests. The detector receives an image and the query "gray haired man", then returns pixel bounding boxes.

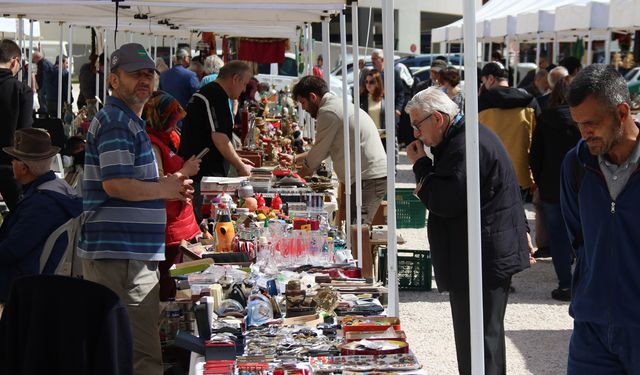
[406,87,533,375]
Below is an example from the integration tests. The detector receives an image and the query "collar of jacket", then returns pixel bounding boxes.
[21,171,57,198]
[577,121,640,169]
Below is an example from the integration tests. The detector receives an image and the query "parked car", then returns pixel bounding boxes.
[624,67,640,84]
[397,53,464,74]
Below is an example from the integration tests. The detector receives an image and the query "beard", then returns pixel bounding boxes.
[307,102,319,119]
[586,118,624,156]
[113,77,152,108]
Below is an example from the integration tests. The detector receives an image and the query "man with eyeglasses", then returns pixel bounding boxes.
[406,87,534,375]
[0,39,33,212]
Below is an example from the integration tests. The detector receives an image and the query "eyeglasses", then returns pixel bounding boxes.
[365,79,376,85]
[411,112,436,132]
[11,56,23,76]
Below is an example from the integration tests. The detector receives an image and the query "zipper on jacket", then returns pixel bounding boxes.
[611,201,616,213]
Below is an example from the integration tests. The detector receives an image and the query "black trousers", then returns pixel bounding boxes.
[448,276,511,375]
[0,166,21,211]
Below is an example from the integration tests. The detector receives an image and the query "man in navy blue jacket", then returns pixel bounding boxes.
[43,55,73,117]
[561,64,640,373]
[0,128,82,301]
[159,48,199,109]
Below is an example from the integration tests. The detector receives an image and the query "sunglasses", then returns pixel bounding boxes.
[365,79,376,85]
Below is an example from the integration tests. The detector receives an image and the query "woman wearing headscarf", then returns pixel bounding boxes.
[143,91,202,301]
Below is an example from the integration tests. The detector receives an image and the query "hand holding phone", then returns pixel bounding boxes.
[195,147,210,160]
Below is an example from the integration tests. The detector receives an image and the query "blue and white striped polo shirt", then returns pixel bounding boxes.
[78,96,166,261]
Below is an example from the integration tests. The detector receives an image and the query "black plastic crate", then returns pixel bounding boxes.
[378,248,432,291]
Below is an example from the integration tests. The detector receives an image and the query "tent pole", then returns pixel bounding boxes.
[169,38,174,68]
[365,6,373,56]
[504,36,509,77]
[339,11,352,248]
[553,32,559,65]
[514,36,519,86]
[308,23,315,141]
[587,29,593,65]
[536,32,541,68]
[322,17,331,86]
[67,25,73,107]
[307,23,313,76]
[605,30,611,65]
[462,0,484,373]
[28,20,34,89]
[58,22,64,119]
[382,0,398,317]
[17,16,23,82]
[352,1,363,268]
[103,30,108,105]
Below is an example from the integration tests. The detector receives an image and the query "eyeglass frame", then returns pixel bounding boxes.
[364,79,376,85]
[11,56,23,76]
[411,112,436,132]
[411,111,451,133]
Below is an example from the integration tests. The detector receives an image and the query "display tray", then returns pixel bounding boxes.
[340,339,409,355]
[309,353,421,373]
[345,330,407,342]
[341,316,401,332]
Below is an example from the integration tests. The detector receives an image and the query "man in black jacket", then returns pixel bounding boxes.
[0,39,33,211]
[406,87,533,375]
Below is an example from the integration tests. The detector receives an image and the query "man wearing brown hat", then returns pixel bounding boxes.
[0,128,82,302]
[78,43,193,375]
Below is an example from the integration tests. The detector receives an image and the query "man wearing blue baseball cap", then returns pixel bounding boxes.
[78,43,193,375]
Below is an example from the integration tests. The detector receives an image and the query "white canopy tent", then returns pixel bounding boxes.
[0,17,40,38]
[554,1,610,33]
[554,1,610,64]
[609,0,640,32]
[1,0,418,319]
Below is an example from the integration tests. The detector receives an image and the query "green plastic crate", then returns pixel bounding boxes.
[386,188,427,228]
[378,248,432,291]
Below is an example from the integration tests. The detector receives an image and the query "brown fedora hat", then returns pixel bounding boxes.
[3,128,61,161]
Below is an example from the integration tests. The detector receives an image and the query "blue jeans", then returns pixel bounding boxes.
[543,202,572,289]
[569,321,640,374]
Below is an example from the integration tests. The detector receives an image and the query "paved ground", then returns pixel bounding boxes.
[394,150,573,374]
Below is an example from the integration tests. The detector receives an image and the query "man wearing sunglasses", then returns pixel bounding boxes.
[0,39,33,212]
[406,87,534,375]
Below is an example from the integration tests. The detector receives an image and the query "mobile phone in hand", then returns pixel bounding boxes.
[195,147,210,160]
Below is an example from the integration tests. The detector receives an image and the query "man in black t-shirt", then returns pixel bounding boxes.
[0,39,33,211]
[179,60,254,220]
